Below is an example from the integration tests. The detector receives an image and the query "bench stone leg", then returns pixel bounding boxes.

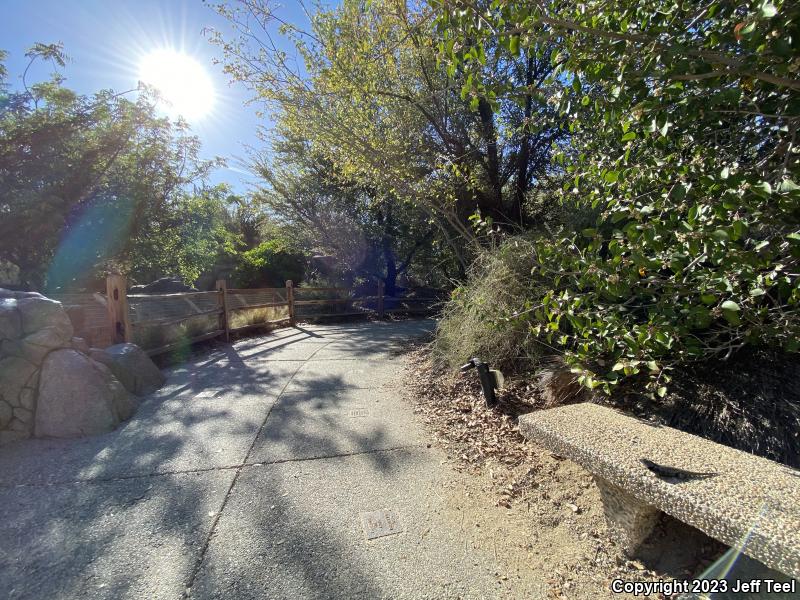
[594,476,660,553]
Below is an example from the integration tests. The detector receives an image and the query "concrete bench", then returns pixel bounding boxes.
[518,403,800,579]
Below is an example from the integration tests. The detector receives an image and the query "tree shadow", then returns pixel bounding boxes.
[0,319,435,599]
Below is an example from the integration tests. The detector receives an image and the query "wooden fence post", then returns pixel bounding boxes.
[377,280,385,319]
[286,280,295,326]
[216,279,230,342]
[106,274,132,344]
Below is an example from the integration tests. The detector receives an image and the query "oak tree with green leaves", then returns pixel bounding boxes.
[251,134,448,293]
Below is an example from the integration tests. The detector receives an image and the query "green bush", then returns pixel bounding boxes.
[436,0,800,397]
[232,239,306,288]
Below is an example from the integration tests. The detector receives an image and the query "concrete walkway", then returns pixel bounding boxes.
[0,320,544,599]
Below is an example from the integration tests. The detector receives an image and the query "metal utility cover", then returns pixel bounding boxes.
[194,389,220,399]
[349,408,370,418]
[360,510,403,540]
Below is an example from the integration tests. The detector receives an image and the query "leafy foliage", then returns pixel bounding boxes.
[0,43,229,290]
[251,136,446,292]
[232,238,306,288]
[127,187,241,286]
[434,235,550,372]
[435,0,800,394]
[211,0,568,276]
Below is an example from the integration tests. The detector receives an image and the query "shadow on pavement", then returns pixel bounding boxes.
[0,319,435,600]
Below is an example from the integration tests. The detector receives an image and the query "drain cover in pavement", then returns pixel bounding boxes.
[349,408,370,418]
[194,389,220,399]
[359,510,403,540]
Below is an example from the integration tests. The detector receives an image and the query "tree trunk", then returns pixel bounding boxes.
[512,51,536,227]
[477,97,504,223]
[382,236,398,297]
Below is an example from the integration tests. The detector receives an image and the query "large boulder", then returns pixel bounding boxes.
[0,356,40,439]
[16,296,73,337]
[18,326,74,364]
[0,289,44,300]
[102,343,165,396]
[0,356,39,408]
[0,289,144,445]
[89,347,113,366]
[35,349,137,438]
[0,298,22,340]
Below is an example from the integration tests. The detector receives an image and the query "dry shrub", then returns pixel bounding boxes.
[132,313,219,350]
[433,235,550,375]
[228,305,288,330]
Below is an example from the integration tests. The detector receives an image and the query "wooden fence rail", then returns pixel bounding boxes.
[55,276,442,357]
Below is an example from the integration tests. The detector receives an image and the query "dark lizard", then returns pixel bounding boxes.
[640,458,718,482]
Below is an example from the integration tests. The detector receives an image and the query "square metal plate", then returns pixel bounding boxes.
[359,510,403,540]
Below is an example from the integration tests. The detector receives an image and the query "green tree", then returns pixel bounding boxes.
[435,0,800,394]
[127,186,240,286]
[232,238,306,288]
[211,0,567,272]
[0,43,221,290]
[252,135,443,293]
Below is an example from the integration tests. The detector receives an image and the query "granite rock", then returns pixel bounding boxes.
[103,343,165,396]
[0,298,22,340]
[34,349,136,438]
[71,336,90,354]
[0,288,43,300]
[0,401,12,428]
[0,356,38,407]
[19,326,73,364]
[89,347,113,366]
[18,387,36,410]
[17,296,73,337]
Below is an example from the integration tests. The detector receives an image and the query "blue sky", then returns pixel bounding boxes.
[0,0,309,193]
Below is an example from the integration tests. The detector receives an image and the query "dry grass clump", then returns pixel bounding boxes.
[433,235,550,375]
[228,305,288,330]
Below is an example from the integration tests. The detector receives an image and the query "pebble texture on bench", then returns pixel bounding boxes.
[518,403,800,579]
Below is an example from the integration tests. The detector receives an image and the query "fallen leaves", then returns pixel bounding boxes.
[404,346,542,481]
[401,345,722,598]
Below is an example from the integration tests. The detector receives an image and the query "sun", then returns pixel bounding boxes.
[138,50,215,121]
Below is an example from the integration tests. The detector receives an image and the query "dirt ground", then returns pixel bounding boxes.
[403,347,726,599]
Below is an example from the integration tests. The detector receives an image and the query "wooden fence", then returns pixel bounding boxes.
[52,277,443,357]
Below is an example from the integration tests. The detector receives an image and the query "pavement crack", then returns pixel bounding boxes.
[244,443,429,468]
[0,444,430,490]
[0,463,245,489]
[180,341,332,598]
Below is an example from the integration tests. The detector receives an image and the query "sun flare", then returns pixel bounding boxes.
[138,50,215,121]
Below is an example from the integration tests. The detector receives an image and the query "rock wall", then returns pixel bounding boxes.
[0,289,163,446]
